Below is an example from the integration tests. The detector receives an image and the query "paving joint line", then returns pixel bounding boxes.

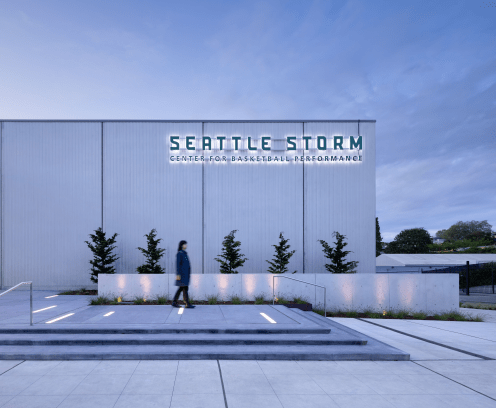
[54,360,98,408]
[412,361,496,402]
[412,358,481,361]
[0,360,24,375]
[258,360,284,407]
[406,319,496,343]
[217,360,228,408]
[218,304,227,322]
[169,360,180,408]
[356,318,494,360]
[112,360,139,408]
[267,304,300,324]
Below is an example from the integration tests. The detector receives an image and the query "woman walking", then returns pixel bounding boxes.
[172,240,195,308]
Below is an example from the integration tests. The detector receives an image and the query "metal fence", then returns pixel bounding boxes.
[422,261,496,295]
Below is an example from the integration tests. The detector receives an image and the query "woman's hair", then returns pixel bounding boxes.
[178,240,187,252]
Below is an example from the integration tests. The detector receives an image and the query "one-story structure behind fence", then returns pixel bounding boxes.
[376,254,496,273]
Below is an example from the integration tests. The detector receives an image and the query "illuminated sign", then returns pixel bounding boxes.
[169,135,363,163]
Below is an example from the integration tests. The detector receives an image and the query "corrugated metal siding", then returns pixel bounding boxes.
[0,122,2,288]
[103,122,203,276]
[203,122,304,274]
[0,122,3,288]
[0,120,375,289]
[1,122,102,288]
[304,121,376,274]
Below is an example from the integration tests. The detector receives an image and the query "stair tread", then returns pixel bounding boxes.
[0,328,331,334]
[0,343,409,361]
[0,333,352,340]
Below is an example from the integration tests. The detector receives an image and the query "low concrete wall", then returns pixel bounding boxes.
[98,273,458,313]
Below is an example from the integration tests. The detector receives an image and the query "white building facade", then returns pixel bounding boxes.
[0,120,376,290]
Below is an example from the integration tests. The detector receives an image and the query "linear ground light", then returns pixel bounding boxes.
[260,312,276,323]
[33,305,57,313]
[45,295,58,299]
[103,311,114,317]
[178,307,184,315]
[45,313,74,324]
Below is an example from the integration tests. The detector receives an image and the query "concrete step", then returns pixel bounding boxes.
[0,327,331,335]
[0,333,366,346]
[0,308,410,361]
[0,343,409,361]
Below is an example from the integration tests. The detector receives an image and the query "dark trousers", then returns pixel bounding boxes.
[173,286,189,303]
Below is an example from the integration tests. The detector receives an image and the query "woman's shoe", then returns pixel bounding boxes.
[171,301,180,308]
[185,303,196,308]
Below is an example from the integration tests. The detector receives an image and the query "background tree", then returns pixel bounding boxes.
[384,228,432,254]
[435,220,493,242]
[466,230,493,242]
[455,246,496,254]
[319,232,358,273]
[429,235,494,253]
[215,230,248,274]
[85,227,119,284]
[267,232,296,274]
[136,229,166,274]
[376,217,383,257]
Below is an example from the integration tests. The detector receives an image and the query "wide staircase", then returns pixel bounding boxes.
[0,305,409,361]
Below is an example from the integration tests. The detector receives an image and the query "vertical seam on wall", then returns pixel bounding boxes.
[0,122,2,289]
[358,119,360,280]
[101,122,104,229]
[202,122,205,274]
[302,122,305,274]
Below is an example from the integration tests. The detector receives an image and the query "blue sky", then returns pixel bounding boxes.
[1,0,495,241]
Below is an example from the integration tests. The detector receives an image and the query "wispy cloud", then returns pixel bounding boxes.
[378,149,496,241]
[0,0,494,238]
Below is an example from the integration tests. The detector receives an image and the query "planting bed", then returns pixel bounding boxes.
[313,310,483,322]
[59,289,98,296]
[91,298,312,310]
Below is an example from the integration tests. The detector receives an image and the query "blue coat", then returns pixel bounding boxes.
[175,250,191,286]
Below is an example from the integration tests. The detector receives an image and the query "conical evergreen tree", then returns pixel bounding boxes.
[85,227,119,283]
[214,230,248,274]
[137,229,166,274]
[267,232,296,274]
[319,231,358,273]
[376,217,383,257]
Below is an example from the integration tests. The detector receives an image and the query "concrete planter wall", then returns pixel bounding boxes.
[98,273,458,313]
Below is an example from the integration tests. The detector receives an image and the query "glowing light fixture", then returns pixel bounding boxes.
[117,297,122,302]
[178,307,184,315]
[33,305,57,313]
[260,312,276,324]
[103,311,114,317]
[45,295,58,299]
[383,310,387,316]
[45,313,74,324]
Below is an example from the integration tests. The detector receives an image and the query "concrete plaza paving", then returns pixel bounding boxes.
[0,291,494,407]
[0,358,494,407]
[0,291,407,360]
[460,293,496,304]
